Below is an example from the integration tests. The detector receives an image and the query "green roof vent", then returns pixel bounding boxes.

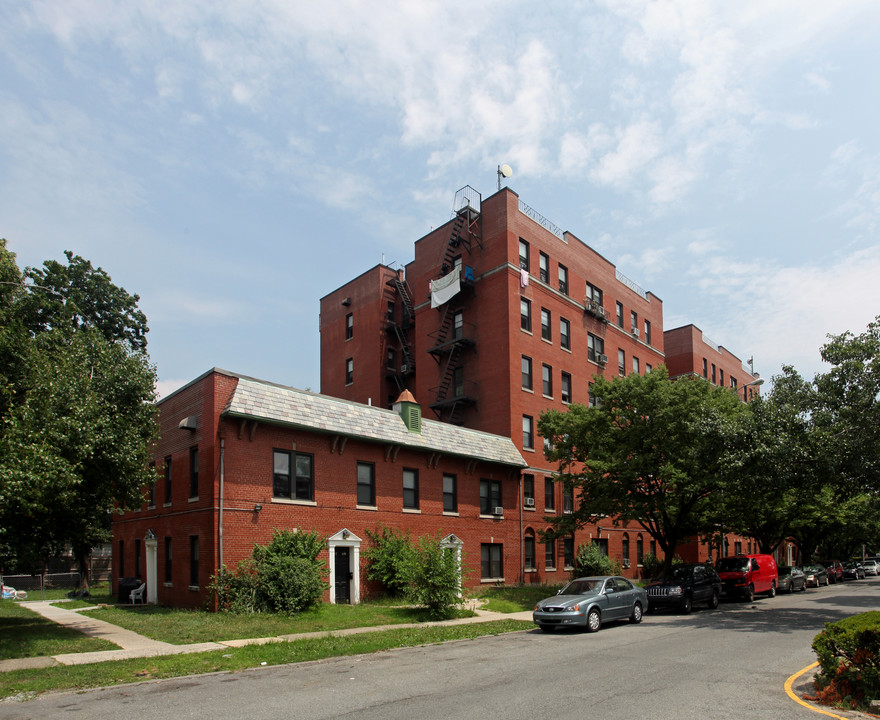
[393,390,421,434]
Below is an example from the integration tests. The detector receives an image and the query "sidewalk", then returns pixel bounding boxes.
[0,600,533,673]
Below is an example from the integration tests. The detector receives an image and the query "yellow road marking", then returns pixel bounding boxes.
[784,662,850,719]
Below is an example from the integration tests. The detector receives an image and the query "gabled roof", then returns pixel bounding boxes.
[223,376,526,468]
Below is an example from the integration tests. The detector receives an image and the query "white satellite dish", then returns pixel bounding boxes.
[497,163,513,189]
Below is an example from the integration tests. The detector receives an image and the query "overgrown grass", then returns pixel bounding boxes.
[0,600,118,660]
[0,619,532,699]
[13,582,113,603]
[79,602,477,645]
[476,584,564,613]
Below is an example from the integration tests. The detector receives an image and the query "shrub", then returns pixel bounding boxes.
[364,526,418,597]
[573,543,620,578]
[811,611,880,710]
[406,535,463,620]
[208,529,328,615]
[639,552,682,579]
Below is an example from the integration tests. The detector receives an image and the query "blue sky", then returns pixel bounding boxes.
[3,1,879,398]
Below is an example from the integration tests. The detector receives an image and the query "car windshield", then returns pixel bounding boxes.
[561,579,600,595]
[670,566,693,582]
[804,565,821,573]
[717,558,749,572]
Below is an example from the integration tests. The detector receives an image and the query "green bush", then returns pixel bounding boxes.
[406,536,463,620]
[639,552,682,579]
[364,526,418,597]
[811,611,880,710]
[208,529,328,615]
[573,543,620,578]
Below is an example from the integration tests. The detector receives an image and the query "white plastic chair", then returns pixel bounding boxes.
[129,582,146,605]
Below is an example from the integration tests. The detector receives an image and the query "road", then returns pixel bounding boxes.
[3,577,877,719]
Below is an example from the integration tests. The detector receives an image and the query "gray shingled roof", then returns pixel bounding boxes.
[223,377,526,468]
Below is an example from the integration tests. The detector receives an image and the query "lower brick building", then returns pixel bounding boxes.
[112,368,526,608]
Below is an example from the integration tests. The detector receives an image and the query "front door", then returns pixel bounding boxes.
[334,547,351,604]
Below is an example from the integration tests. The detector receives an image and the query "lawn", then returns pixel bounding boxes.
[79,602,477,644]
[0,600,118,660]
[477,584,564,613]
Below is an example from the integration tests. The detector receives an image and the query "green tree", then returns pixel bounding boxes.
[539,367,744,575]
[0,241,157,588]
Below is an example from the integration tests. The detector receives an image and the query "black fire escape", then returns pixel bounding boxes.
[428,187,481,425]
[384,273,416,396]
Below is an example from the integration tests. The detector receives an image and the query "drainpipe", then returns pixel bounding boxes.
[519,472,524,584]
[219,437,225,570]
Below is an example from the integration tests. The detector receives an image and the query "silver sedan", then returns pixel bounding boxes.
[533,576,648,633]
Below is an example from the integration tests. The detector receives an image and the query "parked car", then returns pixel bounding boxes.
[842,561,865,580]
[823,561,844,583]
[777,566,807,593]
[646,564,721,613]
[716,554,779,601]
[533,576,648,633]
[861,559,880,576]
[803,564,829,587]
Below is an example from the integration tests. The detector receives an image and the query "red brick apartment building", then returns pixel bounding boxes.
[112,368,525,608]
[321,186,670,584]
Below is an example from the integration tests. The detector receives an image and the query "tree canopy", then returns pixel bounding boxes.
[0,240,157,584]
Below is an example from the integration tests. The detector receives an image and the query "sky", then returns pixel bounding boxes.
[2,0,879,399]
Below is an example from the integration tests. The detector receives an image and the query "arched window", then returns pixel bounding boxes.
[622,533,630,566]
[524,530,536,571]
[636,535,644,565]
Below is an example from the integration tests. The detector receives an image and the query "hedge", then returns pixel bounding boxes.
[811,611,880,710]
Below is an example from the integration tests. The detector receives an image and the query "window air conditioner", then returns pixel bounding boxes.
[524,497,535,507]
[632,328,640,338]
[400,363,409,374]
[493,506,504,516]
[598,354,608,365]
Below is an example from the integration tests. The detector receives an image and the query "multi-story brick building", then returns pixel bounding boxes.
[321,186,668,584]
[112,368,525,608]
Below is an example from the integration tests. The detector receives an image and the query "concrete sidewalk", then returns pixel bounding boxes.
[0,600,533,673]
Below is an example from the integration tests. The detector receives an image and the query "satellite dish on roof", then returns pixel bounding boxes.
[497,163,513,189]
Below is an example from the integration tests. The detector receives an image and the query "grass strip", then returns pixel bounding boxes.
[0,601,118,660]
[477,584,563,613]
[79,603,475,644]
[0,620,532,700]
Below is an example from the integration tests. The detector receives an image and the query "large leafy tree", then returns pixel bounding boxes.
[539,367,744,574]
[0,240,157,587]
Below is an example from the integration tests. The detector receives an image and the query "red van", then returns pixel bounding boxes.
[716,555,779,601]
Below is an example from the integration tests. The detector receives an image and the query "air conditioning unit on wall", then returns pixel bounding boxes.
[632,328,640,338]
[493,506,504,516]
[524,497,535,507]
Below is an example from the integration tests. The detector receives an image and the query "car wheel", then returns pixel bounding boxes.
[825,576,830,586]
[586,608,602,633]
[768,582,776,598]
[630,602,643,624]
[538,625,554,633]
[682,596,692,614]
[801,582,807,592]
[709,591,719,609]
[745,584,755,602]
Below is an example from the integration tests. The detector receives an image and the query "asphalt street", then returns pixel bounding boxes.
[2,577,877,720]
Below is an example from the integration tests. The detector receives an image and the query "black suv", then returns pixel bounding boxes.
[646,564,722,614]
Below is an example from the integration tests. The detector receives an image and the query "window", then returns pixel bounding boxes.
[646,363,652,373]
[560,317,570,350]
[587,333,604,363]
[522,415,534,450]
[731,377,738,390]
[386,348,395,369]
[189,535,199,587]
[403,468,419,509]
[520,298,531,332]
[563,485,574,514]
[633,356,640,375]
[588,382,602,408]
[345,313,353,340]
[387,301,395,321]
[518,238,530,270]
[636,536,644,565]
[453,366,464,397]
[345,358,354,385]
[521,355,533,390]
[480,479,502,515]
[630,310,638,333]
[545,539,556,569]
[563,536,574,568]
[523,474,534,506]
[524,534,536,570]
[593,538,609,556]
[622,534,630,564]
[135,538,141,578]
[148,464,156,508]
[164,456,172,504]
[616,301,624,328]
[481,543,503,579]
[587,283,603,305]
[542,364,552,397]
[452,310,463,339]
[650,539,657,556]
[539,251,549,283]
[645,320,652,345]
[712,363,717,384]
[357,462,375,506]
[544,477,555,511]
[164,537,172,583]
[541,308,551,341]
[618,348,626,376]
[561,372,572,403]
[702,358,708,378]
[720,369,725,387]
[443,474,457,513]
[273,450,314,501]
[558,264,569,295]
[734,540,743,556]
[189,447,199,498]
[118,540,124,578]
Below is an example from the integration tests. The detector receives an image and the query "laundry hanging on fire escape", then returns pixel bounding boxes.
[430,266,461,308]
